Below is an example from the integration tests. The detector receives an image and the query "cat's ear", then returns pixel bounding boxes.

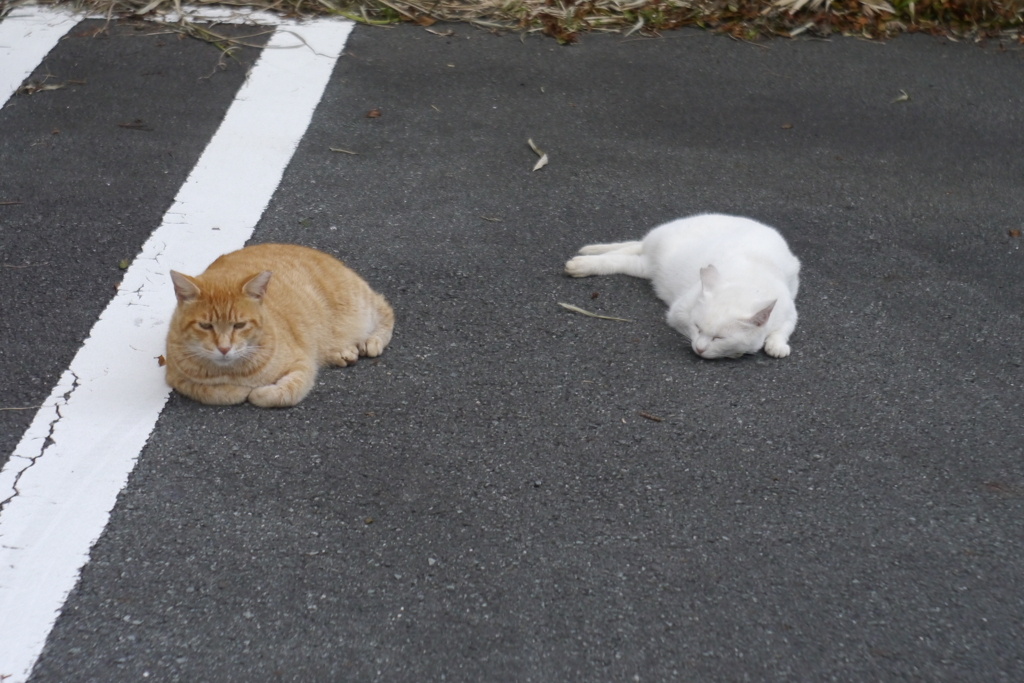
[170,271,201,304]
[242,271,273,301]
[746,300,777,327]
[699,265,720,291]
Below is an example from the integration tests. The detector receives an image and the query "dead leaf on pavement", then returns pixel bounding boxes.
[1008,229,1020,238]
[17,82,66,95]
[73,26,107,38]
[118,119,153,131]
[528,138,549,171]
[366,109,381,118]
[983,481,1015,494]
[157,355,166,367]
[891,89,910,103]
[426,27,455,37]
[16,75,82,96]
[558,302,632,323]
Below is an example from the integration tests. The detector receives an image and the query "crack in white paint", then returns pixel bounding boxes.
[0,371,79,513]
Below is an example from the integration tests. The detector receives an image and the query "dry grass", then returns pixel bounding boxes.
[4,0,1022,44]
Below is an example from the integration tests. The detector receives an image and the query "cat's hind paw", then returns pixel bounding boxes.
[359,336,385,358]
[763,337,791,358]
[326,347,360,367]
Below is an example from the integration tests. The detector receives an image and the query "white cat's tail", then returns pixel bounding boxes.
[577,241,642,255]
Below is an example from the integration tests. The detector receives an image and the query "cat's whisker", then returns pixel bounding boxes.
[179,348,210,362]
[238,343,261,357]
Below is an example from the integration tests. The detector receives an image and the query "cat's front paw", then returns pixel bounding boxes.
[249,384,299,408]
[170,378,250,405]
[565,256,594,278]
[211,385,253,404]
[763,337,791,358]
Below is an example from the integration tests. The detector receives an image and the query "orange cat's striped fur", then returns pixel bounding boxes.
[165,244,393,408]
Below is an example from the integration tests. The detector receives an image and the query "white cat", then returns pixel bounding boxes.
[565,214,800,359]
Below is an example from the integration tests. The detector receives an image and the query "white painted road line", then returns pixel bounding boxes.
[0,5,81,107]
[0,17,353,682]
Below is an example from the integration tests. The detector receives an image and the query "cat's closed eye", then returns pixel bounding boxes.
[696,326,722,341]
[233,322,246,329]
[198,322,213,330]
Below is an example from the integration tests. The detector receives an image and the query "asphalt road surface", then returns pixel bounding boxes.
[2,10,1023,682]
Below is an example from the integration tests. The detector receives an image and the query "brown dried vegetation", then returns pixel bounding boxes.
[3,0,1021,45]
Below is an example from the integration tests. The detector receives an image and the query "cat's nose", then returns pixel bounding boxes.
[217,345,231,355]
[694,344,707,356]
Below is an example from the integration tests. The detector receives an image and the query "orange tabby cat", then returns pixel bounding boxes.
[165,243,393,408]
